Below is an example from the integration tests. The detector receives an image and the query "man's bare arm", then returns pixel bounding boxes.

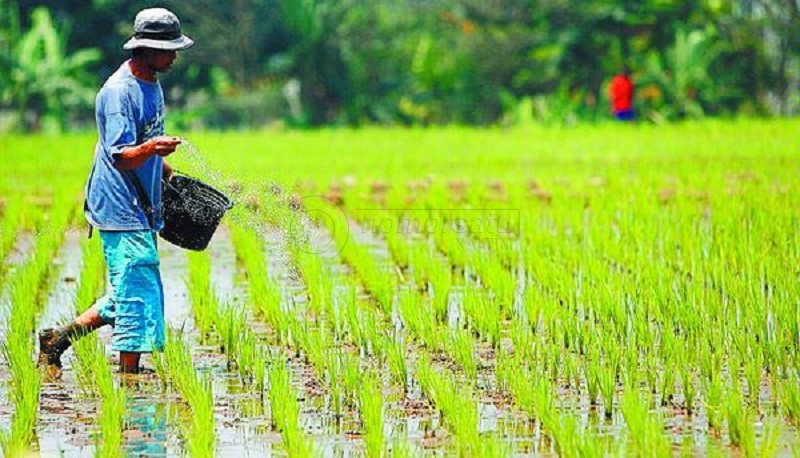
[114,136,181,171]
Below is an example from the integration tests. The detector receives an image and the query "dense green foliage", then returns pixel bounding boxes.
[0,0,798,130]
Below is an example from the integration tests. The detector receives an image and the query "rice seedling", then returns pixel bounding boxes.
[598,357,618,419]
[726,387,755,456]
[461,285,500,347]
[620,389,671,457]
[384,336,408,391]
[743,346,763,405]
[186,250,219,341]
[704,374,725,432]
[268,357,314,458]
[1,197,72,456]
[416,355,479,451]
[0,197,22,275]
[779,374,800,425]
[359,372,385,458]
[72,335,126,458]
[428,257,452,322]
[446,327,478,381]
[230,224,287,341]
[153,329,216,457]
[389,439,414,458]
[547,410,609,458]
[396,288,437,349]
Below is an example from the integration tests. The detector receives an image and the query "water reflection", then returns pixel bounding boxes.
[124,395,169,456]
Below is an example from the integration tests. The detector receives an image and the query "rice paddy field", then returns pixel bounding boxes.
[0,119,799,457]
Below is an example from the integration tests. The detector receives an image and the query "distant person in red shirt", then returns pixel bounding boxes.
[609,68,635,121]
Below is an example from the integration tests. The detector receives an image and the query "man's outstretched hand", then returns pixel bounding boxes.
[148,136,182,157]
[114,136,182,170]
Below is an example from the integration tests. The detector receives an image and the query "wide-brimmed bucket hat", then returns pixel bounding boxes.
[123,8,194,51]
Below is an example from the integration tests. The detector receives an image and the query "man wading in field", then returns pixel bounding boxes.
[38,8,193,374]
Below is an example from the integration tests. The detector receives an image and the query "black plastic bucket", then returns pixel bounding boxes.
[160,173,233,251]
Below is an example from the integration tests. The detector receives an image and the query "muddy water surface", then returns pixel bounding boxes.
[37,230,96,456]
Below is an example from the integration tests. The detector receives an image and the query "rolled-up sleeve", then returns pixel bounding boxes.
[99,87,137,164]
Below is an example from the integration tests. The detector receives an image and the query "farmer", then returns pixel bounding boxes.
[38,8,193,374]
[609,67,635,121]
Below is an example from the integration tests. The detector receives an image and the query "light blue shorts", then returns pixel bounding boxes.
[95,230,165,353]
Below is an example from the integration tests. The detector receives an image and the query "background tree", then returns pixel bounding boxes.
[0,0,797,130]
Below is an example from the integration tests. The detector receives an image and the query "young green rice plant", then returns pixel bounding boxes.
[153,330,215,457]
[496,350,535,417]
[703,371,725,432]
[384,336,408,392]
[340,284,363,346]
[231,224,287,342]
[758,418,782,458]
[0,196,23,278]
[1,200,72,456]
[396,288,437,349]
[428,257,452,322]
[583,355,601,408]
[72,335,126,458]
[292,239,332,316]
[546,409,609,458]
[725,386,755,457]
[416,356,482,453]
[598,357,618,419]
[72,238,109,395]
[235,328,268,393]
[680,364,697,415]
[1,315,41,456]
[215,305,241,360]
[430,219,468,268]
[469,250,515,314]
[324,351,345,418]
[291,321,330,379]
[658,354,677,407]
[389,439,414,458]
[779,373,800,425]
[362,310,386,358]
[461,285,500,348]
[382,213,411,269]
[341,352,363,408]
[359,372,385,458]
[321,349,362,416]
[408,242,433,287]
[743,346,763,406]
[620,389,671,457]
[186,250,219,342]
[269,357,314,458]
[446,327,478,381]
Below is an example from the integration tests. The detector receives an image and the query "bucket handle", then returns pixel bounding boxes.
[164,168,234,210]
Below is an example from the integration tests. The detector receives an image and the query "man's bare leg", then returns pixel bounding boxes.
[73,307,108,330]
[38,306,108,367]
[120,352,141,373]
